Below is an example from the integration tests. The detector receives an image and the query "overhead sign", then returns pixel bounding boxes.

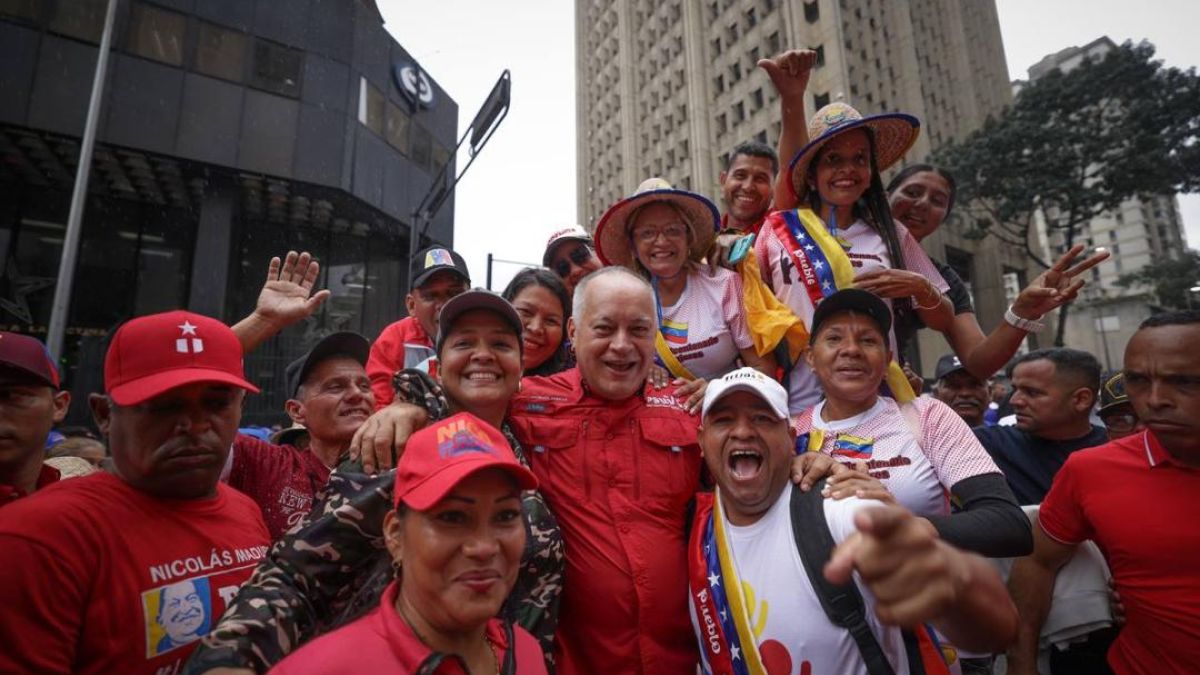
[393,63,434,108]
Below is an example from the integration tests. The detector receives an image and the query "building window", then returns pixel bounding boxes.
[749,46,760,64]
[250,38,302,97]
[755,130,767,144]
[767,31,781,54]
[711,37,722,56]
[727,22,738,42]
[746,7,757,27]
[733,101,745,123]
[716,113,727,134]
[752,88,764,110]
[730,61,742,82]
[194,21,246,82]
[358,77,385,135]
[48,0,105,43]
[410,124,433,172]
[814,45,826,66]
[126,3,185,66]
[431,141,451,177]
[385,100,411,154]
[714,74,724,93]
[814,92,830,108]
[804,0,819,23]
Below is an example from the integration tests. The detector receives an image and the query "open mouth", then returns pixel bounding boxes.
[602,360,637,375]
[340,408,371,419]
[727,448,764,481]
[464,371,501,382]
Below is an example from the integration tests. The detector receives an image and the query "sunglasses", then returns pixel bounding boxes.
[552,244,593,278]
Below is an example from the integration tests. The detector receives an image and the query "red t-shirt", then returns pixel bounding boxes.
[1039,430,1200,675]
[507,368,702,674]
[0,462,61,505]
[367,316,434,408]
[271,580,547,674]
[227,434,332,539]
[0,471,270,675]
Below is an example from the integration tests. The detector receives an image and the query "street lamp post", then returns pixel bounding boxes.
[407,70,511,290]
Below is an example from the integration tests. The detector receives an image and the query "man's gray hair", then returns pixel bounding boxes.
[572,266,653,320]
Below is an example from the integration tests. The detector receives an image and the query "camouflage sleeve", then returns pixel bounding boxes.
[185,470,396,673]
[501,425,565,670]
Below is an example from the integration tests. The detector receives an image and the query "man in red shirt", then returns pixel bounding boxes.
[227,331,372,539]
[367,245,469,407]
[0,332,69,505]
[0,310,270,675]
[1007,310,1200,675]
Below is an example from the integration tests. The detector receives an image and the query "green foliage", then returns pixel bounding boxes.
[935,41,1200,261]
[1116,249,1200,310]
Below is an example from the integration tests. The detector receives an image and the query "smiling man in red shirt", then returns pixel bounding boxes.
[1008,310,1200,675]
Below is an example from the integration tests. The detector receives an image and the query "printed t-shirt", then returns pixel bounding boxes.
[690,484,916,674]
[271,580,547,674]
[755,216,950,413]
[226,434,333,539]
[794,396,1001,517]
[658,268,753,380]
[0,471,270,675]
[1039,431,1200,675]
[367,316,434,408]
[974,425,1108,505]
[0,461,60,506]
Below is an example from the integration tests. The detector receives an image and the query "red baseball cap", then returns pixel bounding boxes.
[104,310,260,406]
[394,412,538,511]
[0,332,60,388]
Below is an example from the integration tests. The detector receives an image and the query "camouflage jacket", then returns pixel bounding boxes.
[185,372,565,673]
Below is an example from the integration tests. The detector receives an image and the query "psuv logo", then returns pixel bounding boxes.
[394,63,434,107]
[436,418,498,459]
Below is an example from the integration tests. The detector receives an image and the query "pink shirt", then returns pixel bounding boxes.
[659,268,753,380]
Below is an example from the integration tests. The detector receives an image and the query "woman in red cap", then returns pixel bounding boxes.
[271,412,546,674]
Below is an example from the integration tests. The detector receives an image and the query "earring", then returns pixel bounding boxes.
[392,559,403,577]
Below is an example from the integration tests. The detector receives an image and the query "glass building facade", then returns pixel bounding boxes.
[0,0,458,425]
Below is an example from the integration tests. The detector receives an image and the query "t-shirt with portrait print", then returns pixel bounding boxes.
[658,267,753,380]
[754,216,950,413]
[0,471,270,675]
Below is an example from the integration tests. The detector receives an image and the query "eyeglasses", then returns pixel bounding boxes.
[631,223,689,243]
[552,244,593,278]
[1100,412,1139,433]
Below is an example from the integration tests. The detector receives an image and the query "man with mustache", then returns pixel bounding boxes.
[0,311,269,674]
[974,348,1107,505]
[690,368,1018,673]
[1007,311,1200,675]
[932,353,991,428]
[0,332,70,506]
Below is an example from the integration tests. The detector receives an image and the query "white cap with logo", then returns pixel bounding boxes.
[701,367,790,420]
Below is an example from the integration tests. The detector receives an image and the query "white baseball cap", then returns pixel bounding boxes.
[701,367,789,420]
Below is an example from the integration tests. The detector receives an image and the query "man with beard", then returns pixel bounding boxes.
[974,348,1107,505]
[1007,311,1200,675]
[688,367,1017,673]
[932,353,991,428]
[0,311,269,674]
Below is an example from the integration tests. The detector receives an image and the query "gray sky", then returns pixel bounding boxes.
[378,1,1200,291]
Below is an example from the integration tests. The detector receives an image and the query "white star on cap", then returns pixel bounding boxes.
[179,321,198,335]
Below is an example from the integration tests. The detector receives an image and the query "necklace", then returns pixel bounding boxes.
[397,599,500,674]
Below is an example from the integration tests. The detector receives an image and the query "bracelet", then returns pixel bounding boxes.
[911,282,942,310]
[1004,305,1046,333]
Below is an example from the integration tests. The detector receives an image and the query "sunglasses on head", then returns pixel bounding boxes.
[553,244,593,278]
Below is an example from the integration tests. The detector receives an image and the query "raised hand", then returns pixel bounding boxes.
[757,49,818,100]
[253,251,332,329]
[1010,244,1110,321]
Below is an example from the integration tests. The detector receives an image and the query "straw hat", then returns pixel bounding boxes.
[593,178,719,268]
[789,102,920,198]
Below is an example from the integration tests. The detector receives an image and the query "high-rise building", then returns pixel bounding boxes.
[575,0,1034,372]
[1023,37,1189,370]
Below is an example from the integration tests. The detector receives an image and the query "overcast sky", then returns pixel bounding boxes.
[377,0,1200,291]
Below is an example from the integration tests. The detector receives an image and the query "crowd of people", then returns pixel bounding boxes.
[0,49,1196,675]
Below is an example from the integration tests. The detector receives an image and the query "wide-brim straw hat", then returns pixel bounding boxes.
[789,102,920,198]
[593,178,719,268]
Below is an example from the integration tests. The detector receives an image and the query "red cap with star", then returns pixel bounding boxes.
[104,310,259,406]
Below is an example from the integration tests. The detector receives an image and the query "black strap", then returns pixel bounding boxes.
[790,480,897,675]
[414,621,519,674]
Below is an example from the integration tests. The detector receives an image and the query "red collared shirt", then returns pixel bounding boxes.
[0,462,61,506]
[367,317,434,408]
[507,368,702,674]
[1039,430,1200,675]
[271,581,546,674]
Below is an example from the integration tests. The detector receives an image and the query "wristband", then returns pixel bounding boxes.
[911,282,942,310]
[1004,305,1045,333]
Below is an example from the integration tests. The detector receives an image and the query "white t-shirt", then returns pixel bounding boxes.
[692,483,913,674]
[794,396,1002,517]
[658,268,753,380]
[754,216,950,413]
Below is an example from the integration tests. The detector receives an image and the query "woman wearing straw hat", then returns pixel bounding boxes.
[593,178,776,383]
[753,101,955,413]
